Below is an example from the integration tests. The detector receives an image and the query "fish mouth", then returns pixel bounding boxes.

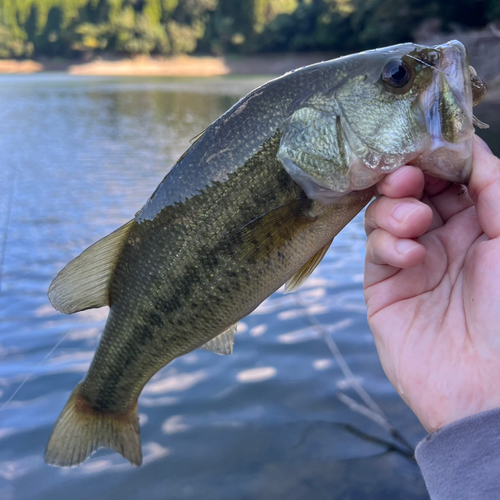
[413,40,474,184]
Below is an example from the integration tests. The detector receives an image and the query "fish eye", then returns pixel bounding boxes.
[382,60,413,91]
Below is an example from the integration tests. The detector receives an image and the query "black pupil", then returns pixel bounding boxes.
[390,65,407,82]
[383,60,411,88]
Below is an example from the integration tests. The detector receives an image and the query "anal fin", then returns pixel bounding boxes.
[199,323,237,355]
[284,238,333,294]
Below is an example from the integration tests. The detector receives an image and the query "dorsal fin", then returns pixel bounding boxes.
[48,220,135,314]
[284,238,333,294]
[199,323,237,355]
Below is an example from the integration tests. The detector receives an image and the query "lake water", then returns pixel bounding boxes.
[0,73,496,500]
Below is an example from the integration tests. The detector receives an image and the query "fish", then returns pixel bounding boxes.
[45,40,487,467]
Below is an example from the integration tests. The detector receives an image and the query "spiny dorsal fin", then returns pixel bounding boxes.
[48,220,135,314]
[199,323,237,355]
[189,125,209,144]
[284,238,333,294]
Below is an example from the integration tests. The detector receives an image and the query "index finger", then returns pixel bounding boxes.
[375,165,425,200]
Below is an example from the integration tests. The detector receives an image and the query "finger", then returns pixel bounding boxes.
[366,229,427,268]
[468,136,500,239]
[365,231,448,315]
[420,193,444,231]
[364,229,427,288]
[364,196,433,238]
[423,174,451,196]
[427,183,474,223]
[376,165,425,199]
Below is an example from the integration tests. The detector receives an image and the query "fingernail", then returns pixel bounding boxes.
[391,202,417,223]
[396,239,419,255]
[474,135,492,154]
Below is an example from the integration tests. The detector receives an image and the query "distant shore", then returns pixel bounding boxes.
[0,52,337,78]
[1,25,500,101]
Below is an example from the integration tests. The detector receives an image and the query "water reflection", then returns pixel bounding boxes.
[236,367,277,383]
[249,324,267,337]
[46,351,93,373]
[139,396,178,408]
[0,455,43,481]
[162,415,189,434]
[67,328,101,341]
[142,370,208,395]
[278,318,353,344]
[76,442,170,475]
[312,359,334,371]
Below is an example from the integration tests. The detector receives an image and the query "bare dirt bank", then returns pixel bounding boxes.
[0,59,43,73]
[68,55,229,77]
[0,52,335,78]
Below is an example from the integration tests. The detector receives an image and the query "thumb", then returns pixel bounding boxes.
[469,136,500,240]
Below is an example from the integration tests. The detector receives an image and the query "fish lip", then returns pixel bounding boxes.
[415,40,474,184]
[434,40,473,132]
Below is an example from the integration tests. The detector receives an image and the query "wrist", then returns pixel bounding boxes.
[416,400,500,433]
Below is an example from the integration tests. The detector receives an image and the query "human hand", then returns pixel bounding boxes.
[364,136,500,433]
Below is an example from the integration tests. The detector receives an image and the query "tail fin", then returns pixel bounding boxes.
[45,383,142,467]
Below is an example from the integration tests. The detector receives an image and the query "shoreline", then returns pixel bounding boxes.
[1,41,500,100]
[0,52,337,78]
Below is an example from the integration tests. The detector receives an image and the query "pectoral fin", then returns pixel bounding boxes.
[284,238,333,294]
[48,220,135,314]
[235,198,316,262]
[200,323,237,355]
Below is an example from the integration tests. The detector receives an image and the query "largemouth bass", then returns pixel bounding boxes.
[45,40,487,467]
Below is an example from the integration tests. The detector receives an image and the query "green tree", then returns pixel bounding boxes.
[0,0,498,58]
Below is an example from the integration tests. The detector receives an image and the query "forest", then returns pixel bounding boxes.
[0,0,498,59]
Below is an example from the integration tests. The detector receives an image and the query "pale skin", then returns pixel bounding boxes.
[364,135,500,433]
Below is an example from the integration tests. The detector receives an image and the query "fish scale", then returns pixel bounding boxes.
[89,133,359,413]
